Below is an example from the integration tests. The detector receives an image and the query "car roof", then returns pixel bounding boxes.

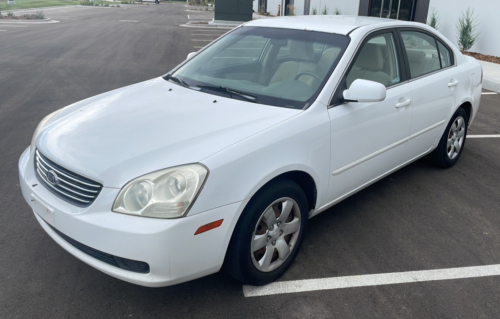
[244,15,416,36]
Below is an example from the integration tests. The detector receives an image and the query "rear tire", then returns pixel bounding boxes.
[224,179,308,286]
[430,107,468,168]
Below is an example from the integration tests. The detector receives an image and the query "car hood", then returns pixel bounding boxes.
[37,78,301,188]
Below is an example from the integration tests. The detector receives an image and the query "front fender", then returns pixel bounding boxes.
[189,102,331,218]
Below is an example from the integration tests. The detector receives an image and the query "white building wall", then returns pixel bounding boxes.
[429,0,500,56]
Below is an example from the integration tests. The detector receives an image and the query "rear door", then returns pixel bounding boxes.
[397,28,459,161]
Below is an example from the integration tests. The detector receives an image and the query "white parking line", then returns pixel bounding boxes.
[192,39,212,42]
[243,264,500,297]
[482,92,498,95]
[191,34,221,36]
[193,46,204,49]
[0,30,6,32]
[119,20,138,22]
[187,15,190,19]
[468,135,500,138]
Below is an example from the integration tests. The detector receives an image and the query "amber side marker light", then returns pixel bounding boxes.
[194,219,224,235]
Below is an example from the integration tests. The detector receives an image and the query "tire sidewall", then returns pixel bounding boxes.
[437,108,468,167]
[229,180,308,285]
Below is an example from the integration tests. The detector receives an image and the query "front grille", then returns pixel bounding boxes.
[34,149,103,207]
[48,223,150,274]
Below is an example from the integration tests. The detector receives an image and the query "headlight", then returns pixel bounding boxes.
[30,110,61,152]
[112,164,209,219]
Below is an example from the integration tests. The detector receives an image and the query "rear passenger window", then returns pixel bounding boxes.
[437,41,452,68]
[401,31,440,78]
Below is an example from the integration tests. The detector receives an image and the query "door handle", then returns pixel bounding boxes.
[395,99,411,108]
[448,80,459,87]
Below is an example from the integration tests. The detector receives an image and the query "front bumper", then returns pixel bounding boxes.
[19,147,248,287]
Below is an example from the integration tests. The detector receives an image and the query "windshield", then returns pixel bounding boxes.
[167,27,350,109]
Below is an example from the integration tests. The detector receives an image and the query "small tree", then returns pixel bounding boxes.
[427,7,439,30]
[322,5,328,15]
[334,8,341,15]
[456,8,480,53]
[311,7,317,15]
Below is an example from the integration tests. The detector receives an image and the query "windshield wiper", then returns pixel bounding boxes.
[197,84,258,103]
[164,74,191,88]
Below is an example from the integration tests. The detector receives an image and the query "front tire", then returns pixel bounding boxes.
[224,180,308,286]
[431,107,468,168]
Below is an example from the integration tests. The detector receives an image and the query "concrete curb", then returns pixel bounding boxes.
[0,18,59,23]
[483,79,500,93]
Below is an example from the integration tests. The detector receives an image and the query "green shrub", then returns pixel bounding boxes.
[334,7,341,15]
[456,8,480,53]
[7,12,14,17]
[34,11,45,19]
[322,5,328,15]
[427,7,440,29]
[311,7,317,15]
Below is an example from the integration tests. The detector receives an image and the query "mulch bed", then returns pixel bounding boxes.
[464,52,500,65]
[0,15,44,20]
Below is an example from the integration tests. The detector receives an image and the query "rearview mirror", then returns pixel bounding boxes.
[343,79,386,103]
[187,52,197,60]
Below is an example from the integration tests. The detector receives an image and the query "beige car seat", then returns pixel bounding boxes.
[269,40,316,86]
[346,43,392,88]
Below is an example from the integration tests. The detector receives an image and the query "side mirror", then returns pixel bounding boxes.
[343,79,386,103]
[187,52,197,60]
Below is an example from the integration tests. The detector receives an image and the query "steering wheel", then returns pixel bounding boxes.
[294,71,322,82]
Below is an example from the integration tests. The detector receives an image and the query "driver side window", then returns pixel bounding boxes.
[346,33,401,88]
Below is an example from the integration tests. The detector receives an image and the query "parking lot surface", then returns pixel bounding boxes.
[1,4,500,318]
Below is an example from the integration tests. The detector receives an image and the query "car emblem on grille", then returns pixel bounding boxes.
[46,170,60,186]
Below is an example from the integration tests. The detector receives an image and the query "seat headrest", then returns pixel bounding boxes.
[316,47,341,75]
[406,50,426,63]
[355,43,384,71]
[290,40,315,62]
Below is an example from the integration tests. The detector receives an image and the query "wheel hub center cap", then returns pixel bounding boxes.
[269,226,281,240]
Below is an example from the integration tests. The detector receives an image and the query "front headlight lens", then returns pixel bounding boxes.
[112,164,208,219]
[30,109,61,152]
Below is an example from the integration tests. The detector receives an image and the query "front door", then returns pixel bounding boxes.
[326,30,413,203]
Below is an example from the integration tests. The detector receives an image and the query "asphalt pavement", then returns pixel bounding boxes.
[1,4,500,318]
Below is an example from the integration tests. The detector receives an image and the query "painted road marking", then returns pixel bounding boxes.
[119,20,139,22]
[0,30,6,32]
[193,46,204,49]
[192,39,212,42]
[243,264,500,297]
[187,15,190,19]
[191,34,221,36]
[189,30,224,32]
[468,135,500,138]
[482,92,498,95]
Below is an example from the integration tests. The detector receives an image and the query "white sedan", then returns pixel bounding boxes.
[19,16,482,287]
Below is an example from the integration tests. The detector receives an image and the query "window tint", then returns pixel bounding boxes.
[437,41,452,68]
[401,31,440,78]
[346,33,401,88]
[204,35,268,68]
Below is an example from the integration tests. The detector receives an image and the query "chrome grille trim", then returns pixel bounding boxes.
[37,161,98,193]
[34,150,103,207]
[36,168,91,204]
[36,151,101,188]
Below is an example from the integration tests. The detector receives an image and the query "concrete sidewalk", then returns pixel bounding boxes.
[479,60,500,93]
